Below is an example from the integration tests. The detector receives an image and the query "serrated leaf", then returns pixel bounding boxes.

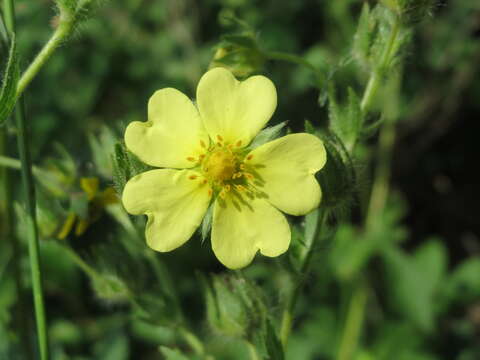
[353,3,376,68]
[249,121,287,149]
[304,119,316,134]
[328,86,363,151]
[0,35,19,125]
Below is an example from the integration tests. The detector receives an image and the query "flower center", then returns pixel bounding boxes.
[203,149,237,182]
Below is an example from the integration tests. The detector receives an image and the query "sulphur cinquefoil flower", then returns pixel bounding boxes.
[122,68,326,269]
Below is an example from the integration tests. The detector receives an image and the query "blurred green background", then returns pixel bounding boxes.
[1,0,480,359]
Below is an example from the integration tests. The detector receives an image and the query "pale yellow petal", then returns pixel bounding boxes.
[211,197,290,269]
[197,67,277,146]
[247,133,326,216]
[125,88,209,168]
[122,169,211,252]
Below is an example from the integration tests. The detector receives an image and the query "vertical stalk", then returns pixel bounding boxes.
[16,100,49,360]
[336,283,368,360]
[280,209,326,347]
[0,131,33,359]
[2,1,49,359]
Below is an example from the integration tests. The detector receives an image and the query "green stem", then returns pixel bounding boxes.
[336,283,368,360]
[177,327,205,356]
[0,154,48,177]
[246,341,260,360]
[61,245,102,280]
[0,130,33,359]
[264,50,322,85]
[366,120,395,227]
[16,101,49,360]
[360,19,400,112]
[3,1,49,358]
[16,20,74,98]
[280,209,326,347]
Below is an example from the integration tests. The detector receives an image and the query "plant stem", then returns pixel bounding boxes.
[177,327,205,355]
[0,154,47,176]
[280,209,325,348]
[336,282,368,360]
[366,120,395,227]
[265,50,322,85]
[16,101,50,360]
[360,19,400,112]
[0,130,33,359]
[246,341,260,360]
[16,20,74,98]
[2,1,49,358]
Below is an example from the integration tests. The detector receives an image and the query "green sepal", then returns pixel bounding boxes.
[200,202,214,242]
[249,121,287,149]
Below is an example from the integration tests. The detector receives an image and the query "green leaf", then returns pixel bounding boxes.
[0,34,19,126]
[249,121,287,149]
[328,86,363,151]
[413,238,447,295]
[304,119,316,134]
[382,245,441,332]
[443,257,480,305]
[353,3,376,68]
[159,347,191,360]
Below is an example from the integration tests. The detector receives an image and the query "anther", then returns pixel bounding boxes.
[217,135,223,142]
[240,164,246,170]
[235,184,246,192]
[200,140,206,148]
[208,189,213,197]
[188,175,197,180]
[246,154,253,161]
[236,140,242,147]
[224,184,231,192]
[244,173,254,180]
[187,157,196,162]
[202,179,207,185]
[219,190,226,199]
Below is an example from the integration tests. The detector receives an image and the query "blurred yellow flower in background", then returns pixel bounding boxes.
[122,68,326,269]
[57,177,118,239]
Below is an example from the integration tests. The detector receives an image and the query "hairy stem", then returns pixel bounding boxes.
[2,1,50,358]
[265,50,323,86]
[280,209,325,348]
[336,282,368,360]
[16,20,74,98]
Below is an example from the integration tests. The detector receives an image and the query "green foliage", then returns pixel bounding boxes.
[0,1,478,359]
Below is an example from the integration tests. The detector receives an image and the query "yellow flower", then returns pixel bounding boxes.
[57,177,118,239]
[122,68,326,269]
